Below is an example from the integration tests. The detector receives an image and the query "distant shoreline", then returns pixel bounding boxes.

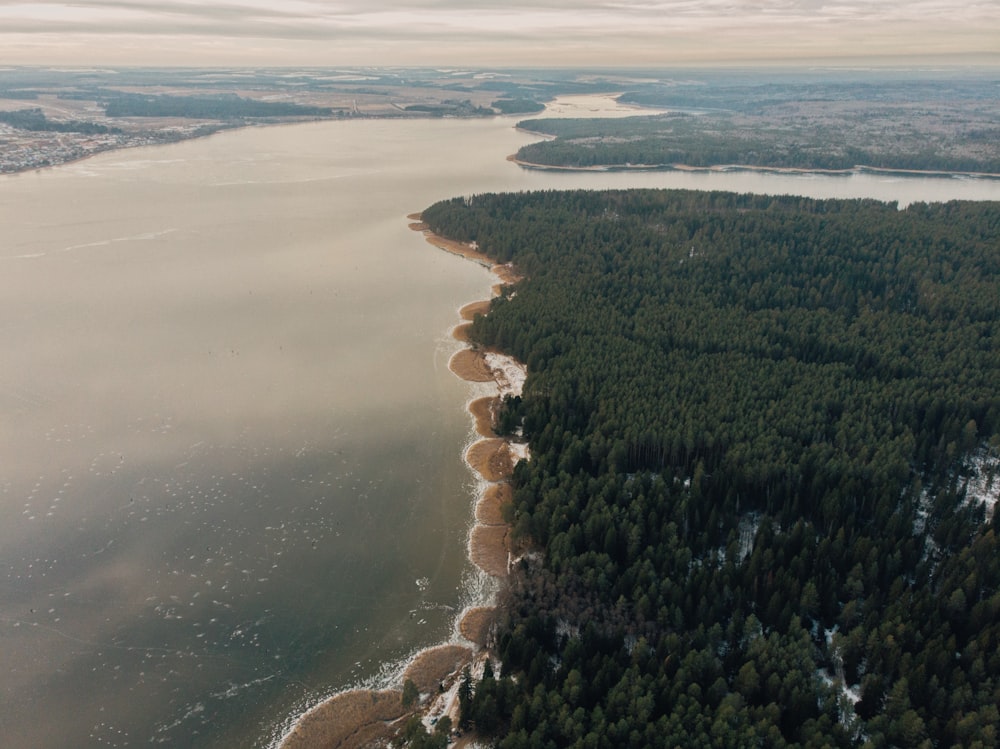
[508,152,1000,181]
[0,111,489,177]
[0,121,243,176]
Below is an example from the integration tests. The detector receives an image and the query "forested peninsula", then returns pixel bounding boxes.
[513,116,1000,176]
[512,76,1000,176]
[419,190,1000,748]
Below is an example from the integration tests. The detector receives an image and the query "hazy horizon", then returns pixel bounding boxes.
[1,0,997,69]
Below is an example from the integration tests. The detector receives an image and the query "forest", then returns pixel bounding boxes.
[492,98,547,115]
[419,190,1000,748]
[404,100,495,116]
[0,107,120,134]
[515,115,1000,175]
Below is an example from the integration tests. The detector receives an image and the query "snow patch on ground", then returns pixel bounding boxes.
[556,619,580,640]
[737,513,761,563]
[913,487,932,536]
[508,442,530,462]
[820,627,865,739]
[824,628,862,704]
[420,677,461,735]
[484,352,526,398]
[963,446,999,521]
[817,669,862,707]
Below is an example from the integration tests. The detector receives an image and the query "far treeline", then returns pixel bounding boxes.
[515,114,1000,175]
[513,75,1000,175]
[102,93,333,119]
[0,107,120,134]
[420,190,1000,748]
[491,98,546,115]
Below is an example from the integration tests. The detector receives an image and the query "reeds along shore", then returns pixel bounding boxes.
[277,217,525,749]
[434,211,526,601]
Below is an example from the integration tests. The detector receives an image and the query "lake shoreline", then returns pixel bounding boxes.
[1,112,504,177]
[275,216,525,749]
[507,152,1000,181]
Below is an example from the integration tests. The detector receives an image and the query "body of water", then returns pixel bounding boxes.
[1,95,998,748]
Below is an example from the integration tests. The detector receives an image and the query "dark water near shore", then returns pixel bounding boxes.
[1,96,998,748]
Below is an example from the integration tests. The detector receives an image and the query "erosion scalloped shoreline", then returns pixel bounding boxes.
[274,216,526,749]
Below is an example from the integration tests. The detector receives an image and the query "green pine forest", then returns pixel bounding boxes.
[513,115,1000,175]
[419,190,1000,748]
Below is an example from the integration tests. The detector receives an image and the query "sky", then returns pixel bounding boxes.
[0,0,997,68]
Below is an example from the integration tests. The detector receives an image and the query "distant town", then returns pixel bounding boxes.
[0,125,210,173]
[0,66,560,174]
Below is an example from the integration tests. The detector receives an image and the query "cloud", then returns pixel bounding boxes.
[0,0,997,65]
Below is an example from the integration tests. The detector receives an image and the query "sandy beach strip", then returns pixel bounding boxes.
[406,211,524,584]
[407,215,495,267]
[402,644,473,694]
[469,396,498,437]
[460,300,492,320]
[413,205,524,587]
[465,438,516,483]
[452,321,472,343]
[449,348,495,382]
[277,647,473,748]
[409,214,524,284]
[459,607,497,648]
[470,524,512,578]
[278,689,407,749]
[279,215,524,749]
[476,483,511,525]
[492,264,521,285]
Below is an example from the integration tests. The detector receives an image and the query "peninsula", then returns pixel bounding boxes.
[416,188,1000,747]
[510,72,1000,177]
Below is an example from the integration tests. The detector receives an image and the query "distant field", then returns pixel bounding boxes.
[0,66,593,173]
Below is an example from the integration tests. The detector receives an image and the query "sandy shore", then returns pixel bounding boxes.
[402,644,473,694]
[452,300,492,343]
[279,689,407,749]
[469,396,498,437]
[449,348,495,382]
[414,210,524,586]
[427,209,526,737]
[459,607,497,648]
[470,525,511,578]
[460,300,492,320]
[407,216,493,267]
[409,214,524,284]
[476,483,511,525]
[452,321,472,343]
[278,646,477,749]
[466,438,516,484]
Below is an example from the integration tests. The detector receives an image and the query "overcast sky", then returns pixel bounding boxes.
[1,0,997,68]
